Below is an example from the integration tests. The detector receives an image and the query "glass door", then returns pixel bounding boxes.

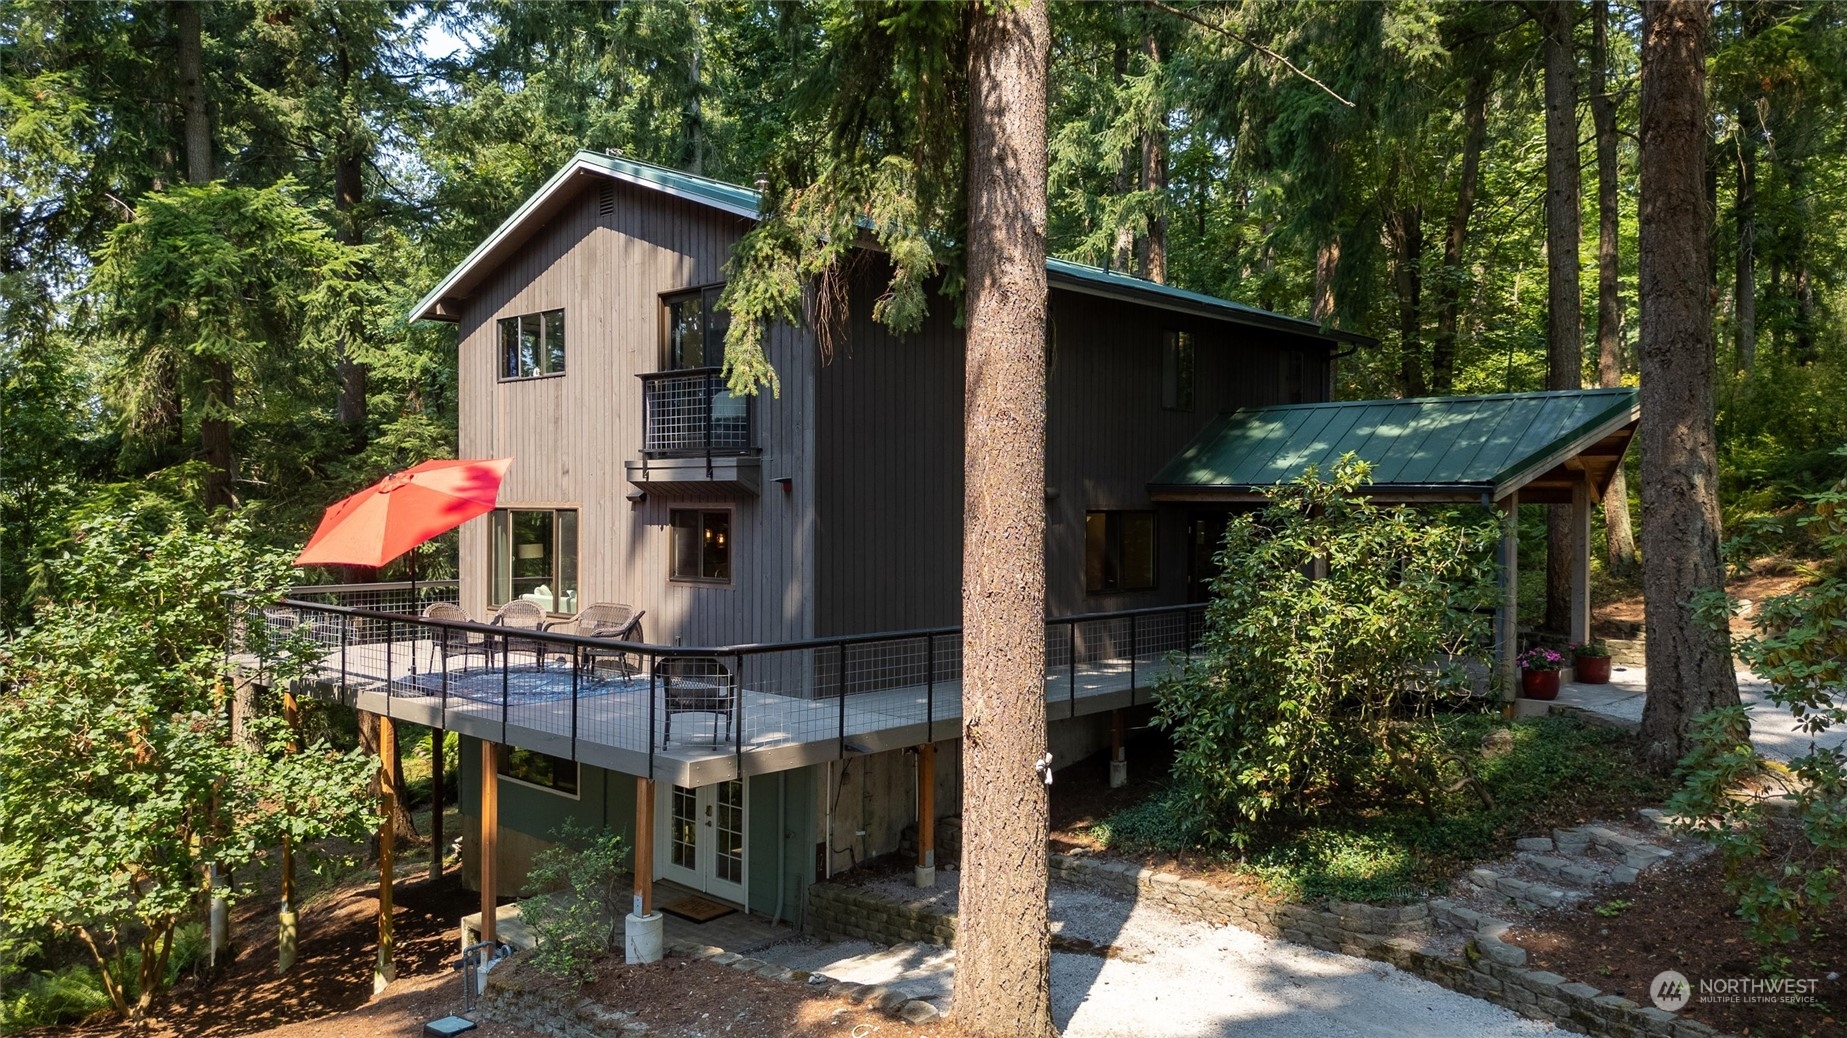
[654,779,748,904]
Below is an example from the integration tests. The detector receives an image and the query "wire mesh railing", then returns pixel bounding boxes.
[230,584,1206,779]
[639,368,753,455]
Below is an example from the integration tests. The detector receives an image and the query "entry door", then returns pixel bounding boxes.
[657,779,747,905]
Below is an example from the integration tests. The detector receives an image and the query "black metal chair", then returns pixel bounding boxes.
[656,656,736,748]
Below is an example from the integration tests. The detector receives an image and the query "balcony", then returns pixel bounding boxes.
[231,584,1207,788]
[626,368,760,498]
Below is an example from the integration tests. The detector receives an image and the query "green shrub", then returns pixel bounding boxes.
[1150,456,1501,848]
[0,924,204,1033]
[519,821,628,981]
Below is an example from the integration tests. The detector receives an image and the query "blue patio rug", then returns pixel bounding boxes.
[393,665,644,704]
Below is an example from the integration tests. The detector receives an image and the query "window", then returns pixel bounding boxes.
[1162,330,1195,411]
[497,745,579,797]
[499,308,565,379]
[662,286,730,370]
[1086,511,1156,593]
[669,509,731,583]
[490,508,578,613]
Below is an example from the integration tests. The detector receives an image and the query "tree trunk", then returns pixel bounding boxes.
[1542,0,1584,635]
[956,1,1054,1034]
[357,712,418,854]
[333,22,368,443]
[1592,0,1638,574]
[1432,62,1492,396]
[1137,31,1168,285]
[176,1,211,185]
[1733,117,1757,373]
[1636,0,1741,773]
[1110,43,1135,272]
[1312,238,1340,324]
[1388,205,1426,396]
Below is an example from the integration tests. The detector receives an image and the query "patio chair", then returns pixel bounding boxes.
[489,600,549,668]
[543,603,647,679]
[656,656,736,748]
[423,602,491,673]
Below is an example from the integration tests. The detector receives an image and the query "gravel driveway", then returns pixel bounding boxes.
[755,878,1556,1037]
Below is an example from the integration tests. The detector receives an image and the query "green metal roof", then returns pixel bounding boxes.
[1149,388,1641,504]
[412,151,1357,344]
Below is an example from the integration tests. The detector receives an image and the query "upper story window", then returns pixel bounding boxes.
[490,508,578,613]
[1086,510,1156,594]
[662,286,728,370]
[497,745,580,797]
[1163,330,1195,411]
[500,309,566,379]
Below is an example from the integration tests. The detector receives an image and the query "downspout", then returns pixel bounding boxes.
[772,770,787,927]
[824,761,833,880]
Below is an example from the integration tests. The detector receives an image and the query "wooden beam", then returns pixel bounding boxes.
[917,743,936,873]
[429,728,445,883]
[1498,493,1520,711]
[480,740,499,945]
[634,777,655,917]
[1570,471,1593,646]
[374,713,397,993]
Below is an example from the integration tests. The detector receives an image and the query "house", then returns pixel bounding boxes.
[264,150,1636,952]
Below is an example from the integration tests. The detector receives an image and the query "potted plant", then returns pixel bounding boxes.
[1517,646,1565,700]
[1571,641,1612,684]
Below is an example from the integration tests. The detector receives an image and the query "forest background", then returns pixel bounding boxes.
[4,0,1842,626]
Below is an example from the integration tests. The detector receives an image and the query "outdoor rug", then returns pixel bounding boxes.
[661,895,736,923]
[395,666,644,704]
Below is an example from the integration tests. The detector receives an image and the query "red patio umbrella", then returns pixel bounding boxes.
[295,457,513,569]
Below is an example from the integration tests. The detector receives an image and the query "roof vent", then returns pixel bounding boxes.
[598,183,616,217]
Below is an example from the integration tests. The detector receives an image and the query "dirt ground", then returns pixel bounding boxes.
[1512,850,1847,1038]
[1596,561,1811,641]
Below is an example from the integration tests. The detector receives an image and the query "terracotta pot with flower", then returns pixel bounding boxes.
[1571,641,1612,684]
[1517,646,1565,700]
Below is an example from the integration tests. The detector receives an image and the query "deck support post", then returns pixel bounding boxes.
[374,713,397,994]
[278,687,300,974]
[480,739,499,946]
[627,777,662,963]
[429,727,445,882]
[1569,469,1593,650]
[916,743,937,888]
[1109,709,1128,789]
[1497,492,1520,713]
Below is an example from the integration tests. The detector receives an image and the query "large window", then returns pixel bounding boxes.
[497,745,579,797]
[669,508,731,584]
[490,508,578,613]
[1163,330,1195,411]
[1086,511,1156,594]
[662,286,730,370]
[499,309,566,379]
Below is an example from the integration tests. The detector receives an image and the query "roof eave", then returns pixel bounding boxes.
[1489,395,1642,501]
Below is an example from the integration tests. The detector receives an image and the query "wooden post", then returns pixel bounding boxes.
[916,743,936,886]
[1499,492,1521,711]
[633,778,655,917]
[374,713,397,993]
[278,688,300,973]
[1569,469,1593,648]
[429,727,445,882]
[480,740,499,946]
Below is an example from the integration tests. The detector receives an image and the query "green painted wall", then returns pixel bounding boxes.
[458,735,637,856]
[748,766,817,925]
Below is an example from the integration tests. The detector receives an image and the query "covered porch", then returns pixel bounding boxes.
[1148,387,1641,698]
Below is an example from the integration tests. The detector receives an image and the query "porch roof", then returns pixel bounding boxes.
[1148,388,1640,506]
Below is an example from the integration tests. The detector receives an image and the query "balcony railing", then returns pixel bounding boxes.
[230,583,1207,784]
[639,368,753,456]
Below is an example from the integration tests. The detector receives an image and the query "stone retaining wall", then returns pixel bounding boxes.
[474,953,651,1036]
[806,883,959,946]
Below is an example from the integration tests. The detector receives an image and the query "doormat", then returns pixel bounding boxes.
[661,895,735,923]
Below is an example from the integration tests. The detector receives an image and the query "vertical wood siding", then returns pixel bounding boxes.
[456,177,817,649]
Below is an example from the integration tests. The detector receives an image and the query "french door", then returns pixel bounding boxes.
[657,779,747,905]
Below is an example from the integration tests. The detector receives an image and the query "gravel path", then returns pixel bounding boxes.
[757,878,1556,1037]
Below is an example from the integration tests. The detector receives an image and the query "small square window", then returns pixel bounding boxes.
[497,745,579,797]
[1086,511,1157,593]
[669,509,731,584]
[1163,330,1195,411]
[498,308,566,379]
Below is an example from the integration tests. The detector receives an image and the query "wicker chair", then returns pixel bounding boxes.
[544,603,647,679]
[489,599,549,668]
[422,602,491,672]
[656,656,736,748]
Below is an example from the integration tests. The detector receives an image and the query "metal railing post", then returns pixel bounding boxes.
[925,634,935,743]
[440,626,451,723]
[340,616,349,701]
[1068,620,1077,715]
[570,648,581,761]
[733,652,744,778]
[836,642,848,759]
[648,660,658,776]
[1128,614,1138,707]
[500,635,510,745]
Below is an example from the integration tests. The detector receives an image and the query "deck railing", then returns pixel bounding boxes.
[231,584,1206,775]
[638,368,753,455]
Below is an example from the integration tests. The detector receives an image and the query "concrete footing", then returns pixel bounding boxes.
[1109,759,1128,789]
[914,865,935,889]
[625,912,664,964]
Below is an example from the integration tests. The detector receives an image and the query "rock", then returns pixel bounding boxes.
[1514,837,1555,852]
[900,1001,941,1025]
